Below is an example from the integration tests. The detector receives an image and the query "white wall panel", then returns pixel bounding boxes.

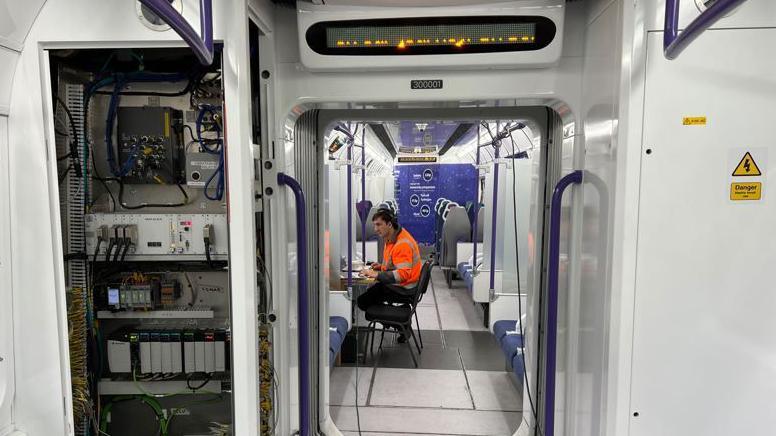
[0,0,46,49]
[570,2,622,436]
[0,115,14,434]
[0,47,18,115]
[630,30,776,436]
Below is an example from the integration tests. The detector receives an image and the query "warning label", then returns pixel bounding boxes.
[730,182,762,201]
[683,116,707,126]
[732,152,762,177]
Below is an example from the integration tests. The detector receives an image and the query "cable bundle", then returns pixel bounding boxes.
[67,287,91,428]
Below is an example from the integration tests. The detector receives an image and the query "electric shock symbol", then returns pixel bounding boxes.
[732,152,762,177]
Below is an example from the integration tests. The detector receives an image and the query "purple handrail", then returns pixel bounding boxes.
[361,128,367,263]
[472,126,481,270]
[138,0,214,65]
[347,144,353,288]
[544,170,583,436]
[488,144,500,292]
[277,173,310,436]
[664,0,748,60]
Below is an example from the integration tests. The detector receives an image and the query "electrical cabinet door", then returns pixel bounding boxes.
[631,29,776,436]
[0,117,13,433]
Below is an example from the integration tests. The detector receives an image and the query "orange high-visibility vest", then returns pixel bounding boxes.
[374,227,422,288]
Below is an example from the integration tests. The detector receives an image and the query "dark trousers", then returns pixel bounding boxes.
[356,282,416,312]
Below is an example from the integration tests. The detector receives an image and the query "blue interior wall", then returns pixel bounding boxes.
[395,164,477,245]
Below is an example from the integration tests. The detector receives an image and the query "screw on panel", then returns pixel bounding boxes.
[633,412,640,417]
[261,70,271,79]
[264,161,273,170]
[265,187,274,196]
[268,313,277,322]
[646,149,653,155]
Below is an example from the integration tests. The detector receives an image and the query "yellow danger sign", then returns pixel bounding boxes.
[732,152,762,177]
[683,116,707,126]
[730,182,762,201]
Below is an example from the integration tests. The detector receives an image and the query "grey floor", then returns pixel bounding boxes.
[330,268,522,436]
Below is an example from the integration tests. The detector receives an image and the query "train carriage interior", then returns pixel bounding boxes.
[0,0,773,436]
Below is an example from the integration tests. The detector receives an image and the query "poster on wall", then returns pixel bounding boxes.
[395,164,477,245]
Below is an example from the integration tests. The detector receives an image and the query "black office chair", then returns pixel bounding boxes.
[364,260,432,368]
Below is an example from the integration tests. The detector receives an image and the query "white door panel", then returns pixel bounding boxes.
[631,30,776,436]
[0,116,13,432]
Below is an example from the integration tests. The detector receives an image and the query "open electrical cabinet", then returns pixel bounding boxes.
[48,46,234,436]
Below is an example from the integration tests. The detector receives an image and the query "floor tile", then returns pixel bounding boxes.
[466,370,523,411]
[331,405,521,435]
[329,367,374,406]
[414,304,441,330]
[443,330,507,372]
[436,289,487,331]
[369,368,472,409]
[375,343,462,370]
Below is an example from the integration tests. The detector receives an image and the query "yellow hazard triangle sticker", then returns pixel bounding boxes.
[732,152,762,177]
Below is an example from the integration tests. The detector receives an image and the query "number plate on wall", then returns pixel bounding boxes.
[411,80,443,90]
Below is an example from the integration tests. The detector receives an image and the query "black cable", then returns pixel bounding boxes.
[508,129,544,436]
[91,176,119,212]
[204,240,213,269]
[186,372,212,391]
[112,239,124,262]
[104,239,116,262]
[93,238,104,264]
[118,179,189,210]
[59,165,73,183]
[55,95,82,178]
[120,242,132,262]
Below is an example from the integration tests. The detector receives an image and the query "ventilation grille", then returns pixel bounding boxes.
[65,84,87,290]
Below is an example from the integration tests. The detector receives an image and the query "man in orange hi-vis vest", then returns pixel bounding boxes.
[358,208,423,317]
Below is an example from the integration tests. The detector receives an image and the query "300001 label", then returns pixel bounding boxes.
[411,80,443,90]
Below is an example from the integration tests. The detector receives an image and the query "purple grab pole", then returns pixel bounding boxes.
[347,143,353,288]
[544,170,583,436]
[664,0,748,60]
[488,144,500,293]
[361,127,367,263]
[138,0,214,65]
[472,125,481,268]
[277,173,310,436]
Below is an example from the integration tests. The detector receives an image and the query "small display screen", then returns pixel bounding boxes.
[306,16,556,56]
[108,287,120,305]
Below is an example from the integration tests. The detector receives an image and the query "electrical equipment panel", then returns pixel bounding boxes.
[186,151,221,187]
[106,274,181,310]
[118,106,184,184]
[107,327,230,375]
[85,213,228,261]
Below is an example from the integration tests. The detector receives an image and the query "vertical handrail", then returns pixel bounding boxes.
[347,144,353,288]
[664,0,748,60]
[277,173,310,436]
[138,0,214,65]
[544,170,583,436]
[472,125,481,269]
[361,127,367,263]
[488,144,501,293]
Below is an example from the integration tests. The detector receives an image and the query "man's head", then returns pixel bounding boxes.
[372,208,398,240]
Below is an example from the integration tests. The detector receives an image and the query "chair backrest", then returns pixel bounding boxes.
[415,260,433,299]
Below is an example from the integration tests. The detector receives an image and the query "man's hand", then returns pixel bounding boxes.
[359,268,378,279]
